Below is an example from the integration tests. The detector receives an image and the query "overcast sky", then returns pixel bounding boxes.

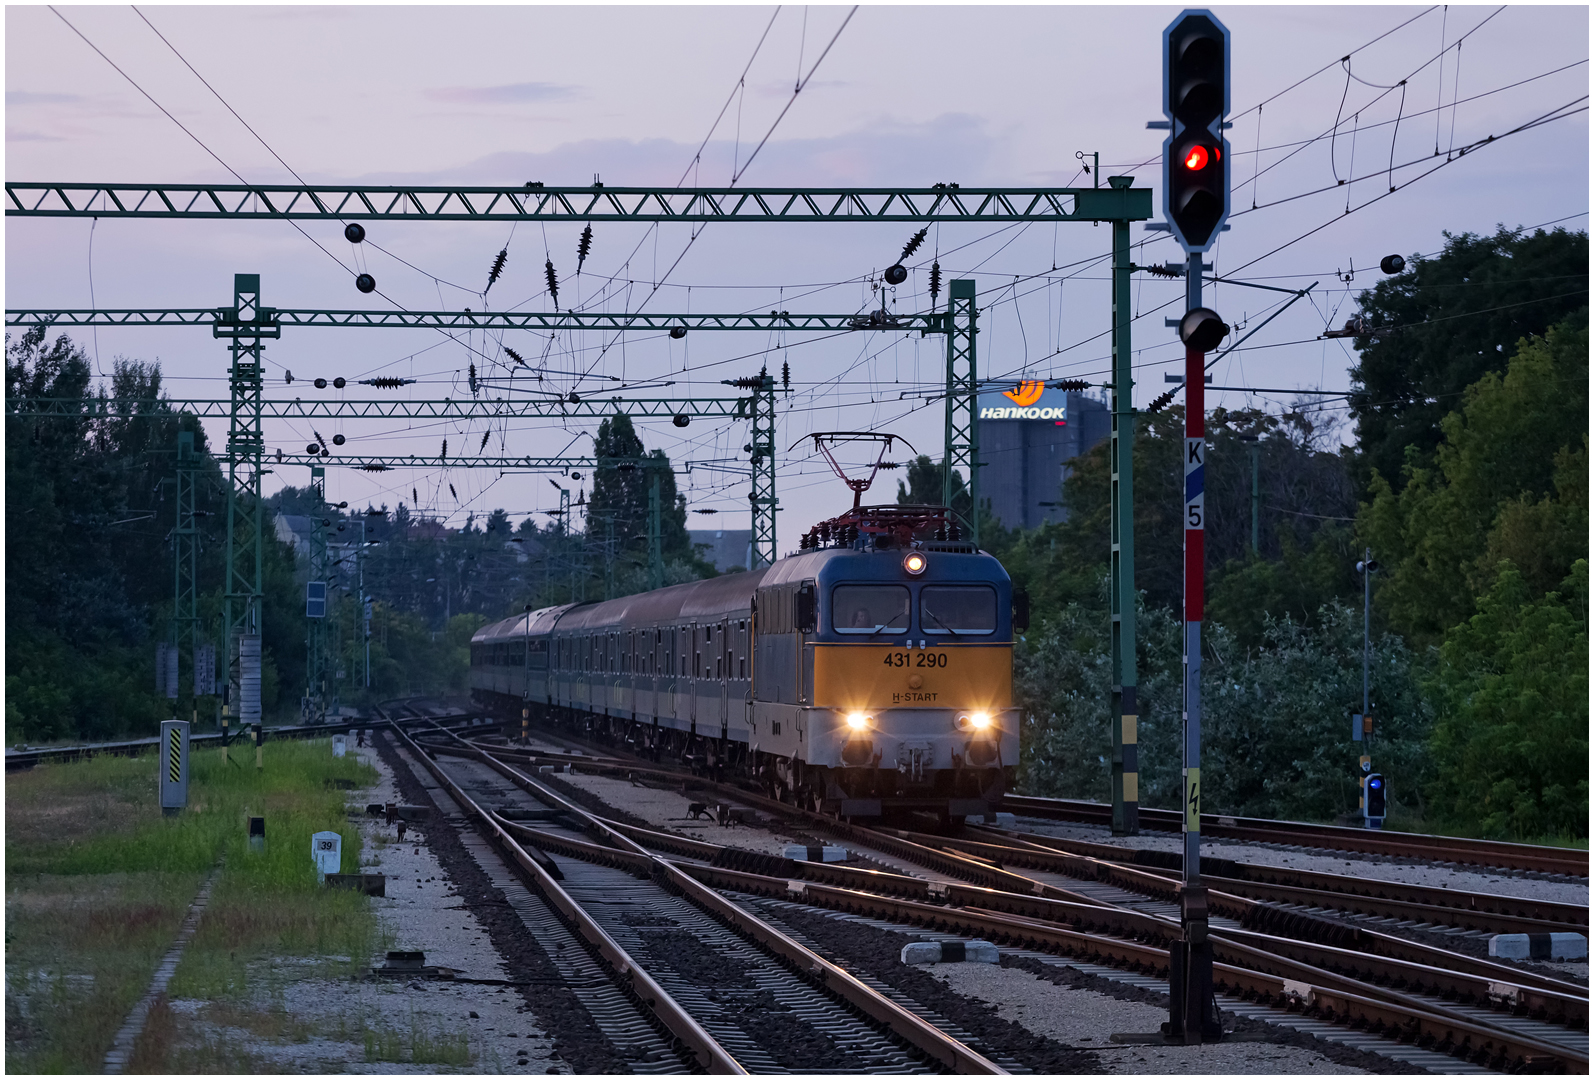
[6,4,1588,540]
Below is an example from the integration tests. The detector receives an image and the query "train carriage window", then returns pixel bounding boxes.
[832,585,910,634]
[921,585,998,634]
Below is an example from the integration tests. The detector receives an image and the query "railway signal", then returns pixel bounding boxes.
[1363,773,1387,827]
[1162,8,1232,1047]
[1161,10,1231,252]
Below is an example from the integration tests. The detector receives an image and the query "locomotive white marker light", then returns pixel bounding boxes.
[903,551,927,575]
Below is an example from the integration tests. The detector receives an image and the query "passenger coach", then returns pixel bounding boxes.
[471,505,1021,822]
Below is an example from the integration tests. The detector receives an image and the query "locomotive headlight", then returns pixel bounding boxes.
[970,711,992,731]
[903,551,927,576]
[845,712,871,732]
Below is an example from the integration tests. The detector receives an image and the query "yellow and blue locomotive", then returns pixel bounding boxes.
[470,505,1020,822]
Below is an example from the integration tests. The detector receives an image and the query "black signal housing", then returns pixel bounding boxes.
[1162,10,1231,253]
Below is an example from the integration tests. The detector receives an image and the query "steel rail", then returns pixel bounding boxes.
[664,862,1585,1072]
[1000,795,1589,877]
[454,735,1587,938]
[973,824,1589,928]
[906,825,1586,936]
[457,745,1007,1075]
[5,182,1152,223]
[389,726,746,1074]
[488,798,1590,1033]
[445,737,1588,1028]
[5,718,385,771]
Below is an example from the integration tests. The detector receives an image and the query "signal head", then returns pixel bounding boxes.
[1178,307,1230,352]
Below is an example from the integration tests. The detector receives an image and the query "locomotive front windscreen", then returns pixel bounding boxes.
[920,585,998,634]
[832,585,910,634]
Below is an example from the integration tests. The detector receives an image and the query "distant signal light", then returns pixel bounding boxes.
[1182,144,1218,171]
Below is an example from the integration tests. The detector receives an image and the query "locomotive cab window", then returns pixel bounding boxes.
[921,585,998,634]
[833,585,910,634]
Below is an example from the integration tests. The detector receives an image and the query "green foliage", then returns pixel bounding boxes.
[996,404,1356,623]
[1349,226,1588,490]
[1360,312,1589,646]
[1426,561,1589,839]
[1017,592,1431,821]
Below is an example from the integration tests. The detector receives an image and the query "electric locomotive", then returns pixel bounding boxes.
[470,504,1021,822]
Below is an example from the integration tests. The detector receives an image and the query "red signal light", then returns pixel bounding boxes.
[1182,144,1219,171]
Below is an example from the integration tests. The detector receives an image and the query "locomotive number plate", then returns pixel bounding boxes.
[881,651,948,668]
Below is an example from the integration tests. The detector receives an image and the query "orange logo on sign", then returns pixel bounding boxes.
[1003,381,1045,407]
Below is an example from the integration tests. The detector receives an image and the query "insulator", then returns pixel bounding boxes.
[333,377,346,389]
[360,464,388,472]
[479,430,491,452]
[284,370,294,385]
[355,273,376,294]
[692,507,718,515]
[505,347,526,366]
[275,448,283,462]
[315,378,328,389]
[1144,264,1182,278]
[313,429,329,452]
[486,248,508,293]
[782,361,790,390]
[468,363,478,392]
[360,377,415,388]
[344,223,366,244]
[576,225,593,271]
[332,434,346,446]
[928,261,942,302]
[545,259,560,307]
[1148,388,1179,413]
[412,488,419,505]
[1049,379,1091,392]
[900,227,927,261]
[441,438,448,459]
[449,484,457,500]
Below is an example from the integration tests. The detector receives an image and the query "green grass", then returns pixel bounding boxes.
[362,1009,474,1067]
[5,739,382,1073]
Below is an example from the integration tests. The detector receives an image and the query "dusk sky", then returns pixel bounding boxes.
[6,4,1588,539]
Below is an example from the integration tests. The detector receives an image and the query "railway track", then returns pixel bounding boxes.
[1000,795,1590,878]
[410,718,1588,1072]
[389,722,1007,1074]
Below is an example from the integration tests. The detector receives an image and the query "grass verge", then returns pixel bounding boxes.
[5,737,380,1073]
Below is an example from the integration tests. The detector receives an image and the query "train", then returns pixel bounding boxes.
[470,504,1022,823]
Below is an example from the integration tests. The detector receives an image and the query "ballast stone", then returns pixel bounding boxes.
[901,939,1000,965]
[782,844,849,863]
[1489,932,1587,961]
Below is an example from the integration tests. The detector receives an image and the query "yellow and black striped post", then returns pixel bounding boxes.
[158,720,190,813]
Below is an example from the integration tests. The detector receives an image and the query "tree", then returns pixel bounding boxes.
[1348,226,1588,491]
[1360,312,1588,646]
[1426,561,1588,839]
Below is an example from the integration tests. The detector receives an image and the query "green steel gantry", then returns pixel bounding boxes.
[6,182,1149,223]
[7,179,1153,832]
